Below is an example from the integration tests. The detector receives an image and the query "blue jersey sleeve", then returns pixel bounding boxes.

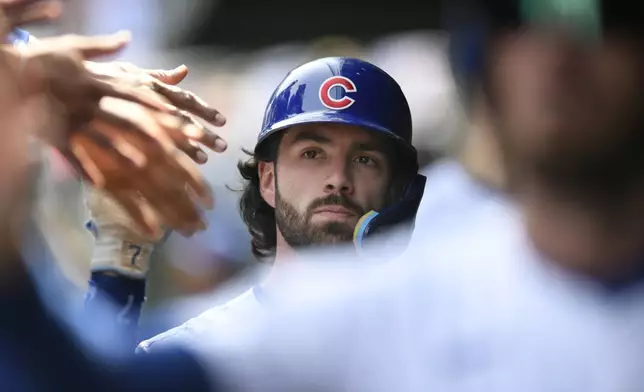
[6,28,30,45]
[1,268,216,391]
[84,272,146,351]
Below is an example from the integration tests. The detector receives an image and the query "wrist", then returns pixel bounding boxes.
[90,235,154,280]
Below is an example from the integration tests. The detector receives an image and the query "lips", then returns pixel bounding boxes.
[314,205,356,216]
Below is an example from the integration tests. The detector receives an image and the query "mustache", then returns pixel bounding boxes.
[307,194,365,217]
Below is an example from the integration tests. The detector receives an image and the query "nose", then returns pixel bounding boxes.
[323,159,354,196]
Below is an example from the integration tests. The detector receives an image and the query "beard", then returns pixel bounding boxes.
[500,102,644,202]
[274,190,367,250]
[535,128,644,198]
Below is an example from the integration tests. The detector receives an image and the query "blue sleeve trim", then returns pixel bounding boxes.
[0,269,215,391]
[6,29,30,46]
[85,272,146,350]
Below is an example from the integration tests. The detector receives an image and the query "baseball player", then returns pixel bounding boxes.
[83,57,427,353]
[159,0,644,391]
[11,0,644,391]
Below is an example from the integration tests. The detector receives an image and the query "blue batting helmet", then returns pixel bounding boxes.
[255,57,418,172]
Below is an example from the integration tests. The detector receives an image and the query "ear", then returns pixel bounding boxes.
[258,161,276,208]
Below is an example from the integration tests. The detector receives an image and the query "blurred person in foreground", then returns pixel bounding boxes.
[7,4,236,352]
[151,1,644,391]
[84,57,427,352]
[0,1,232,390]
[0,2,228,261]
[14,30,225,238]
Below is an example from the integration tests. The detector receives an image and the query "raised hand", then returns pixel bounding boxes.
[85,61,228,164]
[9,32,216,236]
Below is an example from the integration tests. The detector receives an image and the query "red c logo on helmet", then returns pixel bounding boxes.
[319,76,357,110]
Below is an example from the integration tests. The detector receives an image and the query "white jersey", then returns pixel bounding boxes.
[137,159,479,354]
[137,288,262,353]
[182,160,644,392]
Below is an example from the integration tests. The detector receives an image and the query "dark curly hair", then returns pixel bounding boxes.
[236,133,282,261]
[237,154,277,260]
[237,133,416,261]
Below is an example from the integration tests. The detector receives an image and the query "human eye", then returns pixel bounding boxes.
[353,155,377,167]
[302,148,324,159]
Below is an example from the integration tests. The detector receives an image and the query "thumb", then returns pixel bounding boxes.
[65,30,131,59]
[146,64,188,85]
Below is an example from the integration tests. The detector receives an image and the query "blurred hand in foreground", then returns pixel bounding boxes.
[7,32,225,236]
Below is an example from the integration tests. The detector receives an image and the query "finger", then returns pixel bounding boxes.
[75,131,204,235]
[145,64,188,85]
[106,189,164,239]
[158,112,213,162]
[95,97,176,154]
[137,141,213,215]
[0,0,44,8]
[69,128,144,186]
[129,160,206,234]
[93,79,170,113]
[181,118,227,153]
[171,150,214,210]
[170,110,227,153]
[158,118,207,164]
[93,104,212,219]
[86,120,151,168]
[144,143,214,212]
[58,147,91,181]
[176,137,207,164]
[44,30,131,60]
[68,133,107,187]
[93,99,212,230]
[76,30,131,59]
[137,180,204,234]
[79,128,202,233]
[5,0,61,28]
[187,140,208,164]
[151,80,226,126]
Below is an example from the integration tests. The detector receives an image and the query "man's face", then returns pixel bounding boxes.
[488,28,644,184]
[258,123,394,249]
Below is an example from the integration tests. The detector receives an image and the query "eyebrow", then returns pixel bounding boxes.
[291,130,332,144]
[353,142,386,154]
[290,129,389,155]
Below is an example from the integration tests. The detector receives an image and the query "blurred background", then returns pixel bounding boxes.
[30,0,464,330]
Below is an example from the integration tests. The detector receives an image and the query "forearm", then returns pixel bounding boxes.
[82,188,165,351]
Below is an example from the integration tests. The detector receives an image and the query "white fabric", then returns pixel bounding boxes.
[180,160,644,392]
[137,288,262,353]
[137,159,473,353]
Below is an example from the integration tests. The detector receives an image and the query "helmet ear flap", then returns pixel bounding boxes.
[353,173,427,257]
